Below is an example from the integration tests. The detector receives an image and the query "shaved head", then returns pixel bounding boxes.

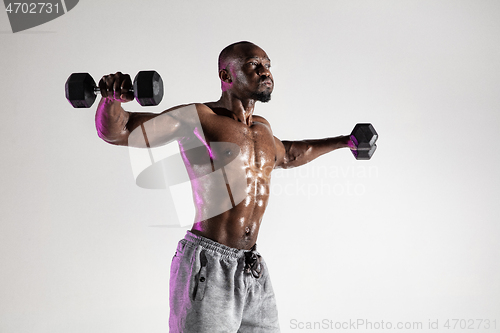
[218,41,256,71]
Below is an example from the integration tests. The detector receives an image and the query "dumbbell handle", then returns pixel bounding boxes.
[93,86,135,94]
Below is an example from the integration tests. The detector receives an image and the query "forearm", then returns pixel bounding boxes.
[95,97,131,145]
[281,135,351,168]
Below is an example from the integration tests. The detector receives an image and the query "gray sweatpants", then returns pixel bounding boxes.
[169,231,280,333]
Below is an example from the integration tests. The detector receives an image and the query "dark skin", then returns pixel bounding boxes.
[95,43,356,250]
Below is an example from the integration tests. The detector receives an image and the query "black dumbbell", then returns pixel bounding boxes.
[65,71,164,108]
[350,123,378,160]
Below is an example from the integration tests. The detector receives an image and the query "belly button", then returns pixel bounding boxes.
[245,227,250,234]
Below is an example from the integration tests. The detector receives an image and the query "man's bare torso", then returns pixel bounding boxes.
[183,103,279,250]
[95,43,351,251]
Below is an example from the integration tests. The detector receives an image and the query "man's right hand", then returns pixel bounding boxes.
[98,72,135,103]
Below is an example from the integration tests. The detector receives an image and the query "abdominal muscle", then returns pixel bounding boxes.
[189,164,271,250]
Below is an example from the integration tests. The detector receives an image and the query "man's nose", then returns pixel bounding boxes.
[257,66,271,77]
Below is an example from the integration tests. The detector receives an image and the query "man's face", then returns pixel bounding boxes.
[226,44,274,102]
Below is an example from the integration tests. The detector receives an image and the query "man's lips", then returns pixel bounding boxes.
[261,80,273,87]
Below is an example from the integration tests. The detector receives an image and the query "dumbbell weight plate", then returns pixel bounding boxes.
[133,71,164,107]
[350,123,378,160]
[352,144,377,160]
[65,73,97,108]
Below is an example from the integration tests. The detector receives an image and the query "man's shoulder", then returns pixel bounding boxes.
[162,103,212,112]
[194,102,216,114]
[252,114,271,127]
[160,103,215,120]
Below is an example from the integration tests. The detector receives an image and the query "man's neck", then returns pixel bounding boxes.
[210,92,256,126]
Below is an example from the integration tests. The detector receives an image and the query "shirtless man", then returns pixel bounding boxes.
[95,41,356,332]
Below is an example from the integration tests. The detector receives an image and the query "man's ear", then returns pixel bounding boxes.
[219,69,232,83]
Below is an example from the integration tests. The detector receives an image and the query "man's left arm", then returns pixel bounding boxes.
[275,136,356,169]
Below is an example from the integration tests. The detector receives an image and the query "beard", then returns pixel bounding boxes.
[250,90,272,103]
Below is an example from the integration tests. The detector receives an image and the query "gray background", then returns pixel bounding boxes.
[1,0,499,332]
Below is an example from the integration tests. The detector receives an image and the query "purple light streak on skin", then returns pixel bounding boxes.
[177,142,205,212]
[95,105,107,142]
[193,127,213,159]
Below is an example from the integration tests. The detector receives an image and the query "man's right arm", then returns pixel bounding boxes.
[95,72,184,148]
